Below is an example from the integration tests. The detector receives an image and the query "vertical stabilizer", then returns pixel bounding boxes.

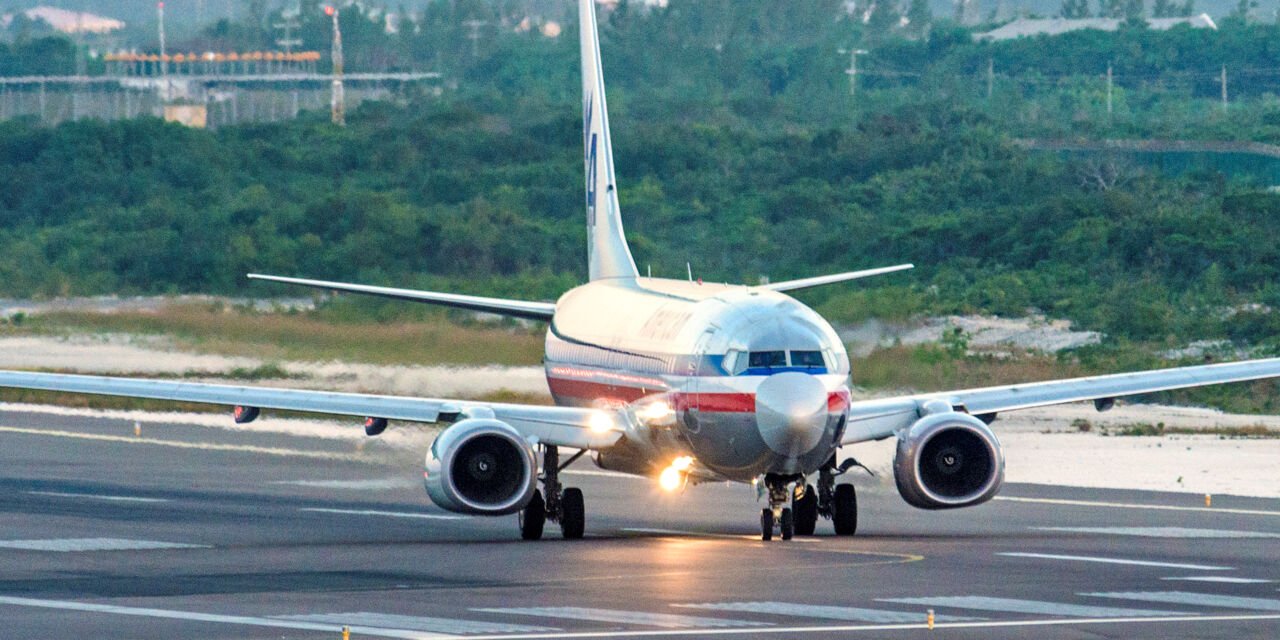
[580,0,639,281]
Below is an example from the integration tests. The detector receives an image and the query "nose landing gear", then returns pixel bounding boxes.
[760,474,800,540]
[760,456,866,540]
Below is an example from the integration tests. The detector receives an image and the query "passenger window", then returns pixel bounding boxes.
[790,350,825,367]
[748,351,787,368]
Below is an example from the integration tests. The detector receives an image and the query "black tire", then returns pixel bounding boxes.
[560,487,585,539]
[780,507,794,540]
[833,483,858,536]
[760,508,774,541]
[519,489,545,540]
[793,484,818,536]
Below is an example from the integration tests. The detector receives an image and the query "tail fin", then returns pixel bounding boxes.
[580,0,638,281]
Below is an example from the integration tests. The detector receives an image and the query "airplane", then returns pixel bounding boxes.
[4,0,1280,542]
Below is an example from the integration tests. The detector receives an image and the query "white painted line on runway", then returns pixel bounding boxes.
[995,495,1280,517]
[0,596,432,639]
[0,538,208,552]
[998,552,1233,571]
[299,507,466,520]
[562,469,639,479]
[26,490,167,503]
[877,595,1184,618]
[1162,577,1274,584]
[0,425,366,461]
[473,607,765,629]
[276,611,559,634]
[675,601,980,623]
[1084,591,1280,612]
[1035,526,1280,538]
[3,597,1280,639]
[275,479,413,490]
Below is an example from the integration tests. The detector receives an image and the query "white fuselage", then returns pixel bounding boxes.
[544,277,851,482]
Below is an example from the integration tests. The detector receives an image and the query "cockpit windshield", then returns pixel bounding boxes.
[723,349,830,375]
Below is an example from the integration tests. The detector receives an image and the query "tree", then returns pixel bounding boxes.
[1061,0,1092,18]
[1152,0,1175,18]
[906,0,933,39]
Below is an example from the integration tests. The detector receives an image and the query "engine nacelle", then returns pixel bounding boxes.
[894,410,1004,510]
[423,418,537,515]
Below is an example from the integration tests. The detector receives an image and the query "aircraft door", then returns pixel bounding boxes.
[686,327,718,420]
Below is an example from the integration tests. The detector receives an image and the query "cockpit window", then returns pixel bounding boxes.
[748,351,787,368]
[790,350,825,367]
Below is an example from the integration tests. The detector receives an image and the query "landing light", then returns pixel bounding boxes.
[638,401,673,422]
[659,456,695,491]
[589,412,614,433]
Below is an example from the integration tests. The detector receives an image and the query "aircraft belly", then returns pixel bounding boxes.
[686,411,841,481]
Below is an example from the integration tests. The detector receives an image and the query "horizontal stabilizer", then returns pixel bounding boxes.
[762,263,914,292]
[247,274,556,321]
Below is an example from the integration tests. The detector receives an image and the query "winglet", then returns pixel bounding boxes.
[580,0,638,281]
[761,264,915,292]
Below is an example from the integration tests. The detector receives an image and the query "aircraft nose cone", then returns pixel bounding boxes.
[756,372,828,457]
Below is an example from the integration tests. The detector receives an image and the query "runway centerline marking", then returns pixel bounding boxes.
[997,552,1233,571]
[473,606,764,628]
[26,490,167,503]
[0,425,370,461]
[0,538,208,552]
[675,601,981,623]
[877,595,1185,618]
[1034,526,1280,538]
[1084,591,1280,612]
[276,611,560,634]
[299,507,466,520]
[1162,577,1274,584]
[2,597,1278,639]
[995,495,1280,517]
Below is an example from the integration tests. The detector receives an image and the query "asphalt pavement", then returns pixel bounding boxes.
[0,407,1277,639]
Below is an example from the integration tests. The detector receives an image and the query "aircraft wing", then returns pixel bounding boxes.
[247,274,557,321]
[761,264,914,292]
[841,357,1280,445]
[0,370,621,450]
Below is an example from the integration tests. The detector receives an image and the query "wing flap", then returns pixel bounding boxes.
[247,274,556,321]
[0,370,620,450]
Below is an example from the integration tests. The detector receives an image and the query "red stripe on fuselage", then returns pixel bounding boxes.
[547,375,849,414]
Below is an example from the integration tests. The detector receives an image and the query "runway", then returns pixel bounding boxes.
[1,407,1277,639]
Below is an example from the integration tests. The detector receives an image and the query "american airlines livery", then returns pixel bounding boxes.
[5,0,1280,541]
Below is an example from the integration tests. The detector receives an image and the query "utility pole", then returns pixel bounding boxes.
[1106,62,1113,117]
[463,19,487,59]
[841,48,868,96]
[158,2,169,109]
[275,6,302,55]
[986,58,994,99]
[326,5,344,126]
[1220,64,1228,112]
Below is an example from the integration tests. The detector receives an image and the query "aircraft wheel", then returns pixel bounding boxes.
[833,483,858,536]
[793,484,818,536]
[779,507,794,540]
[519,489,545,540]
[760,508,774,541]
[560,487,585,539]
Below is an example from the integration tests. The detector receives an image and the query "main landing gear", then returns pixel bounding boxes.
[759,456,867,541]
[519,445,586,540]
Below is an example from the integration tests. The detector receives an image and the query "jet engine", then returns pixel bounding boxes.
[893,409,1004,510]
[423,418,538,515]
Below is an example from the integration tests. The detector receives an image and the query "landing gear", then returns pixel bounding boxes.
[518,445,586,540]
[760,473,803,540]
[816,455,863,536]
[792,484,818,536]
[519,490,545,540]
